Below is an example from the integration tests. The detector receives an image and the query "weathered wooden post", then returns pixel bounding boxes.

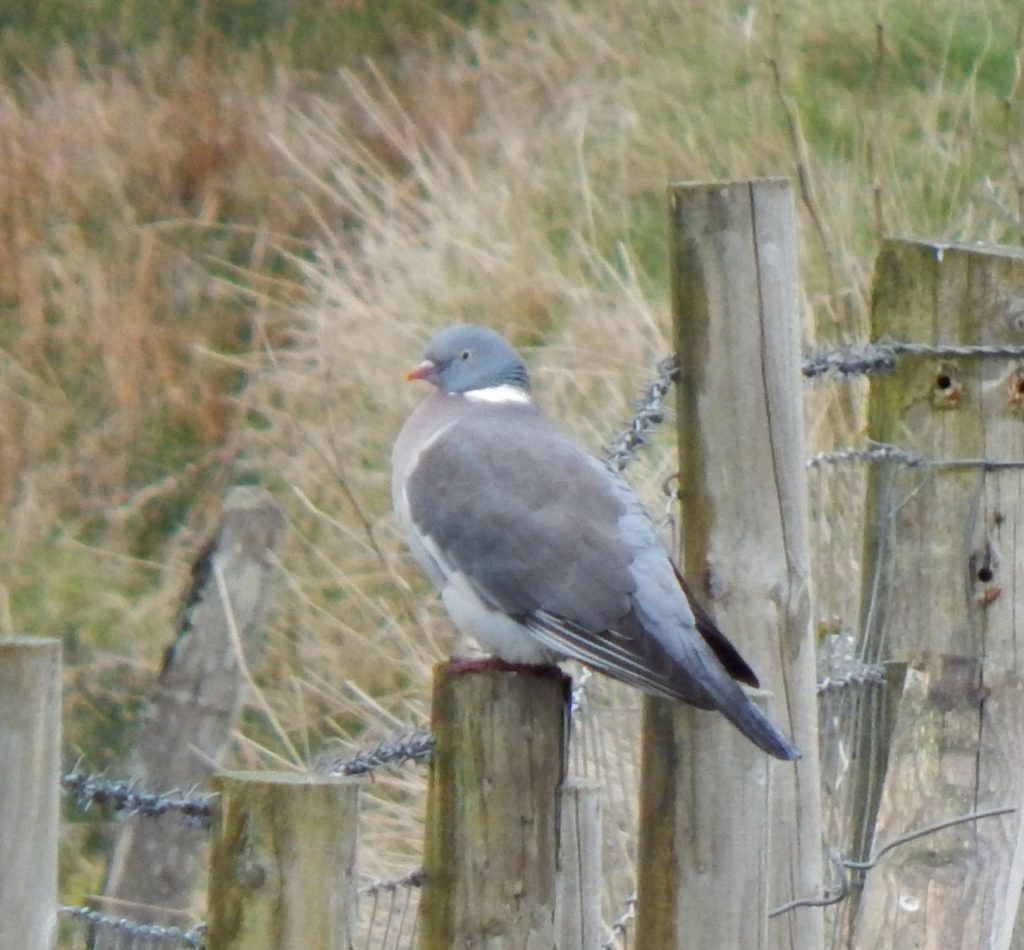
[206,772,361,949]
[0,636,61,949]
[637,700,772,947]
[100,486,286,920]
[557,779,602,950]
[636,178,823,949]
[419,663,568,948]
[849,239,1024,948]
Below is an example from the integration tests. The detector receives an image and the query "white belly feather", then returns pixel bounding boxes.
[441,572,559,665]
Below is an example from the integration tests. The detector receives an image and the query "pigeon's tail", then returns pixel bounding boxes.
[525,603,802,759]
[643,615,802,760]
[715,687,801,761]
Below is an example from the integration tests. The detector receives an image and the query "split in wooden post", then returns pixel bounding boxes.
[557,779,602,950]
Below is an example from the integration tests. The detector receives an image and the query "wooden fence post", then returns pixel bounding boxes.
[851,657,1024,949]
[557,779,602,950]
[849,239,1024,947]
[101,486,286,918]
[636,699,771,947]
[206,772,361,950]
[635,178,823,949]
[419,662,568,949]
[0,636,61,949]
[859,239,1024,664]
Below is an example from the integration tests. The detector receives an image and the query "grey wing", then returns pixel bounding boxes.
[501,461,759,709]
[522,467,730,708]
[405,411,637,631]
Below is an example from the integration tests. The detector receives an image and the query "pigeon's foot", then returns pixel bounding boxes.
[448,655,568,684]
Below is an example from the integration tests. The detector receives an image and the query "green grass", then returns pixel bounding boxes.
[0,0,500,72]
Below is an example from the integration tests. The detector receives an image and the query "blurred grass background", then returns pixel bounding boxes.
[0,0,1021,911]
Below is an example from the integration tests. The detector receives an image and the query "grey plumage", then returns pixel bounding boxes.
[392,324,800,760]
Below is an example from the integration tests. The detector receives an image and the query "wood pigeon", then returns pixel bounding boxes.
[392,324,800,760]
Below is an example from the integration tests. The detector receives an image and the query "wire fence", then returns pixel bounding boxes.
[59,738,1011,946]
[60,905,206,948]
[61,768,215,828]
[802,340,1024,379]
[56,336,1024,948]
[767,806,1016,918]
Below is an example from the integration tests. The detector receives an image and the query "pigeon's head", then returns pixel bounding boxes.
[406,324,531,394]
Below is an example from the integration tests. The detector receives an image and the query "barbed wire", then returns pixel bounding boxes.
[602,350,1024,475]
[803,343,898,378]
[359,867,425,896]
[769,805,1015,917]
[61,766,214,827]
[59,904,205,947]
[616,340,1024,392]
[803,340,1024,379]
[63,732,436,828]
[807,441,1024,471]
[806,443,925,468]
[607,348,1024,477]
[573,359,681,717]
[315,730,435,776]
[604,357,680,472]
[817,661,887,694]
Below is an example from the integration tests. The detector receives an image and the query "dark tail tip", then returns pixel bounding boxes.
[725,695,802,760]
[771,736,802,761]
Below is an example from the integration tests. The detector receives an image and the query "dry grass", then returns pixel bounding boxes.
[1,0,1021,922]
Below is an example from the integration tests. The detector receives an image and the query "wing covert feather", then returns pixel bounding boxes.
[406,405,635,630]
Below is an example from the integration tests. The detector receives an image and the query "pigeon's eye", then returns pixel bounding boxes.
[459,349,471,361]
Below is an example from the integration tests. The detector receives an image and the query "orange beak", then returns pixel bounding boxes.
[405,360,434,381]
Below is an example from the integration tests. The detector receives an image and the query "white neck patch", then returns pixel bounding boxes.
[461,384,532,405]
